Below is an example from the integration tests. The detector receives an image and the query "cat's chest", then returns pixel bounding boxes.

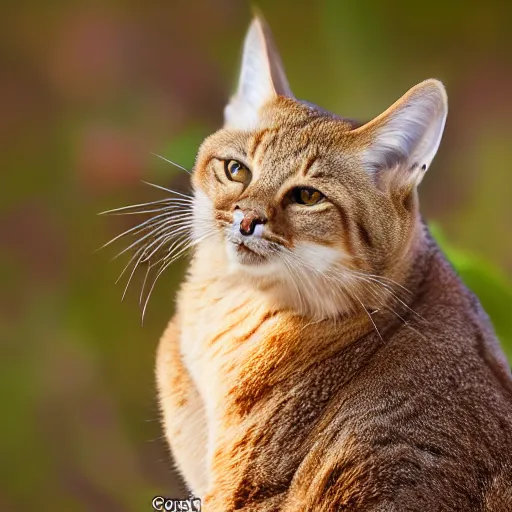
[177,278,274,388]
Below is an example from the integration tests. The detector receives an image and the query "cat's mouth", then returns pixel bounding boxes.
[224,232,273,268]
[237,241,258,256]
[231,239,268,265]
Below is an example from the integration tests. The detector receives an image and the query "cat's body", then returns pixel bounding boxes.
[153,17,512,511]
[158,229,512,511]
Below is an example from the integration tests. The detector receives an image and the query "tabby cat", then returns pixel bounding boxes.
[148,16,512,511]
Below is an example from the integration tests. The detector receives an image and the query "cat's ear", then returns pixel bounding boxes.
[352,79,448,189]
[224,16,293,130]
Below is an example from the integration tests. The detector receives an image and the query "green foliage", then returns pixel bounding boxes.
[430,224,512,363]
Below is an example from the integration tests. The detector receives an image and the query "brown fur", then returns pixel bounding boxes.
[155,17,512,511]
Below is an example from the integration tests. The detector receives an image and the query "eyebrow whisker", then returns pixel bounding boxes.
[151,152,192,175]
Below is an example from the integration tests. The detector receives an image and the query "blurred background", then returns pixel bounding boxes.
[1,1,511,510]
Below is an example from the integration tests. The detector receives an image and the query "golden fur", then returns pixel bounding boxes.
[155,17,512,511]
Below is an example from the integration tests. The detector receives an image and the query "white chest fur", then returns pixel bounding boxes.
[178,277,271,402]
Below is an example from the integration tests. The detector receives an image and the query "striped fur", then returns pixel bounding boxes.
[156,16,512,511]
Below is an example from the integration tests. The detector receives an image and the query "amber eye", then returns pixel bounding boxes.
[292,187,324,206]
[224,160,251,184]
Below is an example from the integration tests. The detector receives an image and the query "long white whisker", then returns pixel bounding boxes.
[147,233,192,267]
[141,181,193,200]
[109,205,193,217]
[99,197,193,215]
[353,291,383,342]
[115,246,145,284]
[122,249,146,301]
[349,272,428,324]
[141,231,216,323]
[161,234,200,263]
[101,210,192,250]
[111,215,195,260]
[139,262,151,306]
[130,215,194,238]
[351,270,412,296]
[140,230,191,263]
[151,152,192,174]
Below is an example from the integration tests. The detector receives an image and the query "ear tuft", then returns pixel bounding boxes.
[354,79,448,187]
[224,16,293,131]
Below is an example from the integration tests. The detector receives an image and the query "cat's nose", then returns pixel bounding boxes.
[234,206,267,237]
[240,214,264,236]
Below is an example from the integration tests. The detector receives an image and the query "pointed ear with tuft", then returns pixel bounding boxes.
[352,79,448,190]
[224,16,293,130]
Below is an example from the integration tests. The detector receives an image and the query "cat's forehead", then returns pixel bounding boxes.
[204,98,359,175]
[259,97,358,134]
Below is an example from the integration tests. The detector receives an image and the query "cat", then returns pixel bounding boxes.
[150,16,512,511]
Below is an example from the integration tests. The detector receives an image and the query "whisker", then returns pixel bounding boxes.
[110,215,194,261]
[139,262,151,306]
[101,180,221,315]
[130,215,194,238]
[349,272,428,324]
[342,275,424,342]
[141,231,216,323]
[105,205,193,217]
[355,277,389,309]
[101,210,192,250]
[159,233,202,265]
[151,152,192,175]
[99,197,193,216]
[141,181,193,201]
[140,230,190,263]
[115,246,145,284]
[146,233,192,267]
[111,227,167,260]
[353,291,383,342]
[122,249,147,301]
[351,270,412,296]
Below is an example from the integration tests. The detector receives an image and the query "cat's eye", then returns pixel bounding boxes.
[291,187,324,206]
[224,160,251,184]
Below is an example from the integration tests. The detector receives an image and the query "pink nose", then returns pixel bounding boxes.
[235,208,267,236]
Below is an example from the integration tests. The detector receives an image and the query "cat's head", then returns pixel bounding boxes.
[191,17,447,319]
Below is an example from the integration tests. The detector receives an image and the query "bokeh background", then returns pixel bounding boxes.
[1,1,511,510]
